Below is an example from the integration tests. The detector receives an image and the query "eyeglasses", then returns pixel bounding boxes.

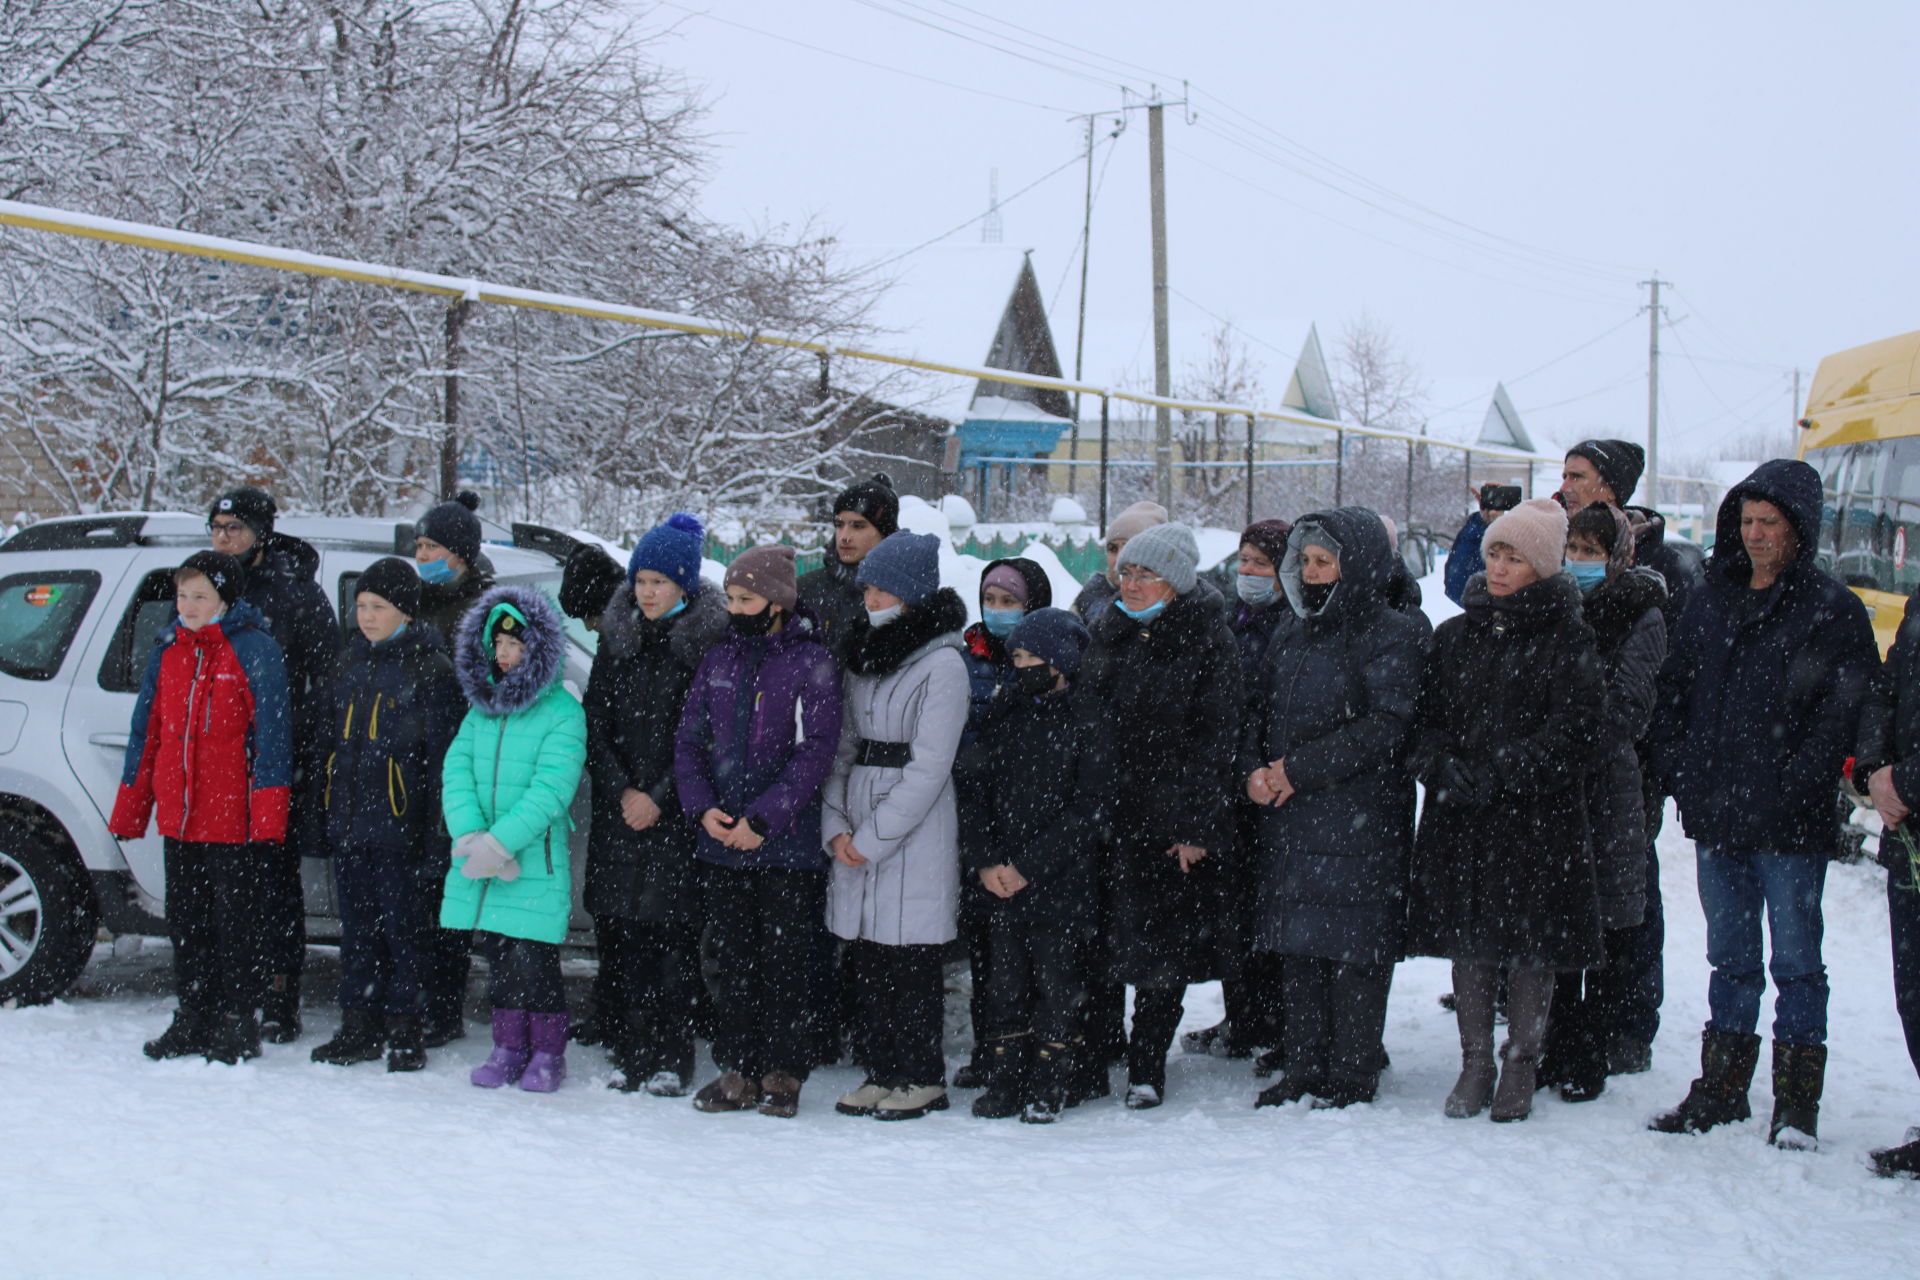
[207,520,250,538]
[1116,566,1163,586]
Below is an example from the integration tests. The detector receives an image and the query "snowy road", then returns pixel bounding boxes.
[7,818,1918,1279]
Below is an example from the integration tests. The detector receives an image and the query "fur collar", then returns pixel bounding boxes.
[843,587,968,677]
[453,583,569,715]
[597,578,729,671]
[1583,567,1668,651]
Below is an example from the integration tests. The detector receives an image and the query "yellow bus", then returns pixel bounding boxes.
[1800,327,1920,652]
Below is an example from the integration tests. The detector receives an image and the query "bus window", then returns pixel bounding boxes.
[1834,442,1886,590]
[1883,436,1920,597]
[1812,443,1851,566]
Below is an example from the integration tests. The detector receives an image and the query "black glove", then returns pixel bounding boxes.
[1431,756,1486,807]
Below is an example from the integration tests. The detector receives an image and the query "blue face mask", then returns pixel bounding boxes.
[1114,597,1168,624]
[660,598,688,621]
[1565,559,1607,593]
[375,620,409,645]
[417,557,455,585]
[982,606,1024,637]
[1236,574,1278,607]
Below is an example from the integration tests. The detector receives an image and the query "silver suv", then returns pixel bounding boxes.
[0,511,593,1004]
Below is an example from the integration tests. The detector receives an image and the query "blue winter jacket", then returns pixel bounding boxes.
[1649,458,1877,857]
[1443,512,1488,606]
[320,625,465,859]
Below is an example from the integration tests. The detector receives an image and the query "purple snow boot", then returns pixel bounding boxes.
[519,1012,569,1093]
[470,1009,532,1088]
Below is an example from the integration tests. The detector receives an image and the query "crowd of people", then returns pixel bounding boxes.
[103,454,1920,1174]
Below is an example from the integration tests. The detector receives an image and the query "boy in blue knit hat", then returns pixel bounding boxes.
[956,606,1101,1123]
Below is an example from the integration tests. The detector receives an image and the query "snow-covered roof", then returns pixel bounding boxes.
[846,244,1054,421]
[963,394,1073,427]
[1421,378,1538,455]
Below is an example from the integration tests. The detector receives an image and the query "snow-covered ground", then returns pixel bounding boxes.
[8,567,1917,1278]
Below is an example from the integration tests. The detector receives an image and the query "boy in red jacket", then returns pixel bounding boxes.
[111,551,293,1064]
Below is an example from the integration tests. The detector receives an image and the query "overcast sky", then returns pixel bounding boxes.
[641,0,1917,479]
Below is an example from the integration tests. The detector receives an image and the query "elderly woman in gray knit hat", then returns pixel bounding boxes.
[1076,521,1244,1108]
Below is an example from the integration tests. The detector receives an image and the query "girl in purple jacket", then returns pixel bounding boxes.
[673,545,843,1117]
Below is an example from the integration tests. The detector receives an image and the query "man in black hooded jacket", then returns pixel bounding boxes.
[208,487,341,1042]
[1646,458,1875,1150]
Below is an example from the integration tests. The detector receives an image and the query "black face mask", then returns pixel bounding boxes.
[1299,581,1337,612]
[1013,663,1059,699]
[729,606,777,637]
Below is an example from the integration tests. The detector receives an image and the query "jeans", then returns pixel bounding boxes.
[1695,846,1828,1046]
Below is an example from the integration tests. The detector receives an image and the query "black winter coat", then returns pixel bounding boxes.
[241,534,340,732]
[958,687,1100,929]
[1581,569,1667,929]
[318,625,464,860]
[1241,507,1427,965]
[583,583,730,922]
[415,560,496,653]
[959,557,1055,740]
[1648,459,1877,858]
[1383,558,1434,639]
[1856,580,1920,868]
[1406,572,1607,969]
[1080,579,1244,985]
[796,556,865,659]
[1625,505,1705,622]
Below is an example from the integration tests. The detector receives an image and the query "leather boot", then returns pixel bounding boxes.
[260,974,302,1045]
[205,1012,262,1065]
[1023,1040,1073,1124]
[518,1012,569,1093]
[971,1033,1032,1119]
[1491,967,1554,1123]
[310,1009,385,1066]
[1649,1029,1762,1134]
[143,1008,209,1061]
[385,1014,426,1073]
[1444,962,1498,1119]
[470,1009,532,1088]
[1768,1041,1827,1150]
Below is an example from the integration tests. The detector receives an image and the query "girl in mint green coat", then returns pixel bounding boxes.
[441,585,587,1092]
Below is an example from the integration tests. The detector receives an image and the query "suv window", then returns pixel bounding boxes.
[0,571,101,680]
[98,570,183,693]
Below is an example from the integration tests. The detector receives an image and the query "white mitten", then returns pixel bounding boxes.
[459,831,520,881]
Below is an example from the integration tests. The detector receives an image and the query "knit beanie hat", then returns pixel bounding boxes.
[1239,518,1291,569]
[1566,439,1646,507]
[1115,521,1200,594]
[1484,498,1570,581]
[418,491,483,565]
[357,556,422,618]
[1008,607,1091,679]
[981,562,1032,606]
[559,543,624,620]
[1105,500,1169,545]
[856,530,942,606]
[209,486,277,538]
[177,550,245,605]
[629,512,705,595]
[831,473,900,537]
[725,544,798,612]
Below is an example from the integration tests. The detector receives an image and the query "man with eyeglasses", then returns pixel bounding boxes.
[207,487,341,1044]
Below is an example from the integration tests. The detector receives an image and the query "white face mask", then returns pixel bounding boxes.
[866,604,904,629]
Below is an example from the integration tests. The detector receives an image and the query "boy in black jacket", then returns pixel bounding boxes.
[959,607,1100,1123]
[309,558,467,1071]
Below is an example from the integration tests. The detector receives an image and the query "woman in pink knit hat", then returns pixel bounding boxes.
[1405,498,1608,1124]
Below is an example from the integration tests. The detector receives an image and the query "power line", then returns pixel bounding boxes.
[1516,371,1644,414]
[850,151,1088,276]
[845,0,1129,93]
[1505,315,1642,386]
[655,3,1077,114]
[1048,121,1124,312]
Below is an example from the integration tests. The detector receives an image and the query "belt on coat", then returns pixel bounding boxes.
[853,738,913,768]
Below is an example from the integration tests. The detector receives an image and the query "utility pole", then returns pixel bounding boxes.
[1640,275,1667,511]
[1070,115,1096,499]
[1148,98,1173,511]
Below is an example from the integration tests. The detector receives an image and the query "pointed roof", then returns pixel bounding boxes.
[1421,378,1537,454]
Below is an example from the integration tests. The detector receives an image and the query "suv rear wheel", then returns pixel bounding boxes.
[0,817,99,1005]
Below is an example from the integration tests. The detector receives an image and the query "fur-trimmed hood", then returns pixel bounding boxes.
[453,583,570,715]
[596,577,730,672]
[843,586,968,677]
